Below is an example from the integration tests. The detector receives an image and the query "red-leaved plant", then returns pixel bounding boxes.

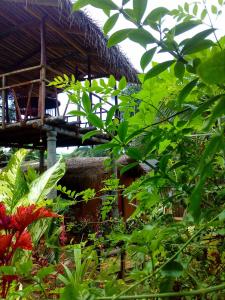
[0,202,59,298]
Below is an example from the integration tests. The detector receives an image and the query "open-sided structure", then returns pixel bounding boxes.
[0,0,137,168]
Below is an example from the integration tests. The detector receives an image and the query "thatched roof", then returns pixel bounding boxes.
[0,0,138,83]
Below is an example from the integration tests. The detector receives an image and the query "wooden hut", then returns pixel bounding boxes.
[0,0,137,169]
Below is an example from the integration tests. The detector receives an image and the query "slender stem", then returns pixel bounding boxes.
[112,212,221,299]
[97,282,225,299]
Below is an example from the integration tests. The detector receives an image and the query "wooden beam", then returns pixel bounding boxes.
[1,0,60,7]
[25,7,86,56]
[1,76,6,129]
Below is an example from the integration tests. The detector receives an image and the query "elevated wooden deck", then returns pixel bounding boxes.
[0,117,109,149]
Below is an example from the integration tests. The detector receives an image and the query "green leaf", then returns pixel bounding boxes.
[201,8,207,20]
[128,28,156,48]
[118,121,129,142]
[211,5,218,14]
[181,29,215,54]
[193,3,198,15]
[118,76,127,90]
[90,0,118,10]
[108,75,116,88]
[106,106,117,126]
[133,0,147,23]
[73,0,91,10]
[26,158,66,204]
[141,47,157,70]
[120,162,139,175]
[178,78,198,103]
[87,113,104,129]
[37,266,55,280]
[107,28,132,47]
[103,13,119,35]
[184,2,189,13]
[82,130,100,143]
[190,95,221,121]
[69,110,86,117]
[169,20,201,36]
[126,147,142,160]
[183,39,214,55]
[144,7,169,27]
[174,61,185,80]
[144,60,175,81]
[197,50,225,84]
[122,0,130,5]
[82,92,91,113]
[205,96,225,130]
[161,261,183,278]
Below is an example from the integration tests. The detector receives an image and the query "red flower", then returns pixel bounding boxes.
[0,234,13,259]
[14,231,32,251]
[11,205,59,232]
[0,203,11,230]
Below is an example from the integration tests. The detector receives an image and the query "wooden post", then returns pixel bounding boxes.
[39,149,45,173]
[47,130,57,198]
[1,76,6,129]
[38,17,47,121]
[88,57,93,108]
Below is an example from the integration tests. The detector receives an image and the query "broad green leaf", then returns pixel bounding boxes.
[87,113,104,129]
[120,162,139,175]
[90,0,118,10]
[82,130,100,143]
[169,20,201,36]
[118,76,127,90]
[69,110,86,117]
[197,50,225,84]
[133,0,147,23]
[140,47,157,70]
[37,266,55,280]
[183,39,214,55]
[103,13,119,35]
[184,2,189,13]
[181,29,215,54]
[178,78,199,103]
[144,7,169,27]
[174,61,185,80]
[126,147,142,160]
[218,0,223,5]
[128,28,156,48]
[107,28,132,47]
[190,95,221,121]
[144,60,176,80]
[118,121,129,142]
[161,261,183,277]
[82,92,91,113]
[26,158,66,204]
[106,106,117,126]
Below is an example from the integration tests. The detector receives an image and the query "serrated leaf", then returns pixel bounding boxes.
[103,13,119,35]
[128,28,156,48]
[107,28,132,47]
[82,130,100,143]
[178,78,198,103]
[144,60,175,81]
[141,47,157,70]
[197,50,225,84]
[174,61,185,80]
[133,0,147,23]
[87,113,104,129]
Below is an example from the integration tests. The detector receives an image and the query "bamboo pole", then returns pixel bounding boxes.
[24,84,34,121]
[38,17,47,121]
[0,65,41,78]
[0,79,41,91]
[1,76,6,129]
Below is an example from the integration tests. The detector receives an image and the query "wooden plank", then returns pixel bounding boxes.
[0,65,41,78]
[0,79,41,91]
